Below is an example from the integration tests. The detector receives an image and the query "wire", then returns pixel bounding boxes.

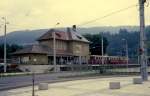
[1,3,144,31]
[8,24,42,29]
[78,4,139,27]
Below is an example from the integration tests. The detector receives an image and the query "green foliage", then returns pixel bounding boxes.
[84,26,150,57]
[83,34,108,55]
[0,44,22,59]
[104,29,139,57]
[145,26,150,56]
[103,26,150,57]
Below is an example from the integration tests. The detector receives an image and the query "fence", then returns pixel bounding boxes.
[0,57,150,76]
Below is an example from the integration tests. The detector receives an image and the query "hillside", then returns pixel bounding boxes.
[0,29,48,45]
[0,26,139,45]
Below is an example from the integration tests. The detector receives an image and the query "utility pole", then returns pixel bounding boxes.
[122,39,128,72]
[53,23,60,72]
[139,0,148,81]
[79,52,82,71]
[101,33,104,73]
[32,59,37,96]
[101,34,104,65]
[126,40,129,72]
[125,40,128,69]
[32,72,35,96]
[53,30,57,72]
[2,17,8,73]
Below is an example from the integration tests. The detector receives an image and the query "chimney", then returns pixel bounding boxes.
[67,27,71,32]
[50,28,55,32]
[72,25,76,32]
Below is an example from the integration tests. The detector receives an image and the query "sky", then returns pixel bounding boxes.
[0,0,150,35]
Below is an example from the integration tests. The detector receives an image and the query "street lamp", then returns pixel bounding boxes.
[53,30,56,72]
[32,58,37,96]
[101,33,104,73]
[122,39,129,72]
[101,34,104,65]
[53,23,60,72]
[1,17,9,73]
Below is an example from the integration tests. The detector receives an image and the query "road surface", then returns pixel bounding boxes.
[0,71,98,91]
[0,76,150,96]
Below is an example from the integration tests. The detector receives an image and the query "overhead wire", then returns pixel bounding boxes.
[77,4,139,27]
[145,0,150,26]
[1,2,149,31]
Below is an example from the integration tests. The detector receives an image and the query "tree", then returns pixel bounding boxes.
[83,33,108,55]
[0,44,22,59]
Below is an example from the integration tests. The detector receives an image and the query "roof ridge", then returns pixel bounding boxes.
[37,28,90,43]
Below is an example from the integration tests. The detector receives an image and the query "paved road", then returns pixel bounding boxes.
[1,76,150,96]
[0,72,99,91]
[0,73,59,91]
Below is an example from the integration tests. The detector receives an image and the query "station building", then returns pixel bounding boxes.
[12,27,90,72]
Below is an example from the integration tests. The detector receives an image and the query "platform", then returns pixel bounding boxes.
[0,76,150,96]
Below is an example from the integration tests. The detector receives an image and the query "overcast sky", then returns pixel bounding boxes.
[0,0,150,35]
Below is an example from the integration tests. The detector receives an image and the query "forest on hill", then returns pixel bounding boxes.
[0,26,150,59]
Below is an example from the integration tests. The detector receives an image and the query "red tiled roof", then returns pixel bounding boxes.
[37,29,90,43]
[13,29,90,55]
[12,44,73,56]
[12,44,50,55]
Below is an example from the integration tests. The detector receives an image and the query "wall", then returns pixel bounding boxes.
[39,40,53,49]
[38,39,89,57]
[39,39,68,51]
[16,54,48,65]
[18,65,53,73]
[69,41,89,56]
[38,39,90,63]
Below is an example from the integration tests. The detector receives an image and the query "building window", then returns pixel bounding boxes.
[21,56,29,64]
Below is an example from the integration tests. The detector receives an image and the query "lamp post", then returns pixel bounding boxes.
[32,70,35,96]
[53,30,56,72]
[101,34,104,65]
[101,33,104,73]
[122,39,128,72]
[53,23,60,72]
[32,58,37,96]
[1,17,9,73]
